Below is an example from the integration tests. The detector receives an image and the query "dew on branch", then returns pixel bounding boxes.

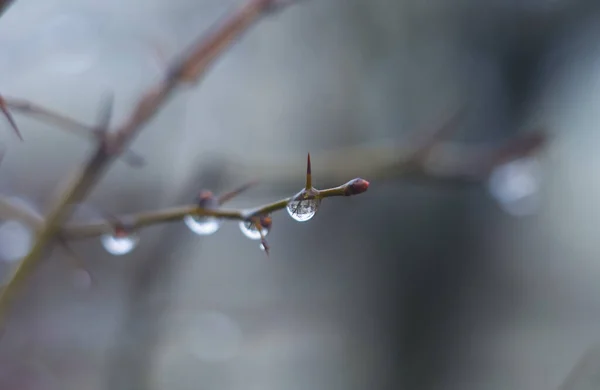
[239,215,272,240]
[183,190,222,236]
[0,220,33,263]
[487,156,542,216]
[100,233,139,256]
[286,191,321,222]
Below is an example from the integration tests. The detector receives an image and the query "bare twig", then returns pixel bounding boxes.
[220,129,548,190]
[0,0,302,323]
[3,97,146,166]
[0,96,22,141]
[61,176,369,240]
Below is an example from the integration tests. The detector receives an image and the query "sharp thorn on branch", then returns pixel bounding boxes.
[218,180,259,205]
[0,95,22,141]
[95,92,115,134]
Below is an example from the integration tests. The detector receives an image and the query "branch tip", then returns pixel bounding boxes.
[343,178,370,196]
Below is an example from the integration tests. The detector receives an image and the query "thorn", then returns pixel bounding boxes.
[305,152,312,190]
[0,95,22,141]
[408,105,467,164]
[254,219,270,257]
[260,239,270,257]
[0,144,6,167]
[96,92,114,134]
[218,180,259,205]
[251,216,271,257]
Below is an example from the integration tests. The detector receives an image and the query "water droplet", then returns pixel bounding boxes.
[488,156,542,216]
[286,192,321,222]
[0,220,33,263]
[238,220,270,240]
[101,233,139,256]
[183,215,221,236]
[259,243,267,251]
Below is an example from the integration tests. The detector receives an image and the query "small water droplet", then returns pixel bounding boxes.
[0,220,33,263]
[286,192,321,222]
[239,220,269,240]
[101,233,139,256]
[488,156,542,216]
[259,243,266,251]
[183,215,221,236]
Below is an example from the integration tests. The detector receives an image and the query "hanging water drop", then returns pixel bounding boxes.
[101,233,139,256]
[0,220,34,263]
[239,220,269,240]
[487,156,542,216]
[184,215,222,236]
[286,191,321,222]
[184,190,222,236]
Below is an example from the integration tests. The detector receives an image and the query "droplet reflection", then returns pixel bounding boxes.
[0,220,33,263]
[183,215,221,236]
[488,156,542,216]
[286,192,321,222]
[239,220,269,240]
[100,233,139,256]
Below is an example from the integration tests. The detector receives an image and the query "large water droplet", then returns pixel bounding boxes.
[487,156,542,216]
[101,233,139,256]
[239,220,269,240]
[183,215,221,236]
[286,192,321,222]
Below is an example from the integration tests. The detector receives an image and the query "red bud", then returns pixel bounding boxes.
[344,178,370,196]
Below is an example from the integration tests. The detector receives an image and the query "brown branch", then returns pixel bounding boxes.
[0,0,301,323]
[61,177,369,240]
[0,108,547,240]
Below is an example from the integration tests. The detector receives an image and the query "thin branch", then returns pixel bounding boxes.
[0,96,22,141]
[0,0,301,322]
[3,97,146,167]
[61,177,368,240]
[221,130,548,190]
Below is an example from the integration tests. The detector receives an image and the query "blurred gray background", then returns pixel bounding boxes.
[0,0,597,389]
